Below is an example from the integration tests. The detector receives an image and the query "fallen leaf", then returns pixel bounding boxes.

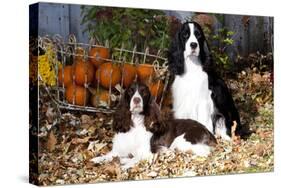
[252,73,264,83]
[55,179,65,185]
[81,115,92,125]
[63,142,71,155]
[147,171,158,177]
[95,143,107,152]
[182,170,197,176]
[76,129,89,136]
[72,137,90,144]
[102,160,121,177]
[255,144,266,156]
[87,141,96,151]
[47,130,57,152]
[46,107,55,124]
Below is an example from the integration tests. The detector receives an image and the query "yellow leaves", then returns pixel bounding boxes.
[30,45,61,86]
[38,53,58,86]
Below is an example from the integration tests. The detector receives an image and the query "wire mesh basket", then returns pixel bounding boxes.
[35,34,169,114]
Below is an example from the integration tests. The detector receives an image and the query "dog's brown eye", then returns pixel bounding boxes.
[139,87,149,96]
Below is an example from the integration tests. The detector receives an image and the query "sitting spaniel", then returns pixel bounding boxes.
[168,21,251,140]
[91,83,217,169]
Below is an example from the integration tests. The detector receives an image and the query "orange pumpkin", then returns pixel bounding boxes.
[136,64,155,83]
[65,84,89,106]
[96,62,121,89]
[89,47,110,68]
[148,80,164,99]
[121,64,137,88]
[91,89,110,107]
[75,47,85,62]
[58,65,73,87]
[74,60,95,86]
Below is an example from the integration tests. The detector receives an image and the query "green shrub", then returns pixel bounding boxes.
[81,6,176,55]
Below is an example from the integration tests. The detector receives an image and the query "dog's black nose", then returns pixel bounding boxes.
[190,42,198,49]
[133,97,141,104]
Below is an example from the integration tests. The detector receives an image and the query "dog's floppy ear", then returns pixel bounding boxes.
[201,40,214,72]
[168,26,185,75]
[112,91,132,133]
[192,21,214,72]
[144,97,167,133]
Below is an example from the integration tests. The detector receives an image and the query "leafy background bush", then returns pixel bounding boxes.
[81,6,181,56]
[192,13,235,74]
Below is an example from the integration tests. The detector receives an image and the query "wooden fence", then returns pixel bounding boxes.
[34,2,274,60]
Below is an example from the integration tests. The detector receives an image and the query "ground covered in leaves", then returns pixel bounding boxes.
[34,63,273,186]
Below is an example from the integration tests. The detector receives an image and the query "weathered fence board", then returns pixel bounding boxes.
[38,3,70,41]
[223,15,273,60]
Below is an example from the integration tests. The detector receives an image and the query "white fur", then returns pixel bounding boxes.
[169,134,211,157]
[184,23,200,57]
[91,113,153,170]
[130,89,143,113]
[172,23,230,139]
[172,22,226,136]
[172,55,214,133]
[215,117,231,141]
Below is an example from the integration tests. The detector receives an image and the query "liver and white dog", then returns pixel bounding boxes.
[91,83,216,169]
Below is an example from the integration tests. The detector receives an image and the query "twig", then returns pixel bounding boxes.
[231,121,237,141]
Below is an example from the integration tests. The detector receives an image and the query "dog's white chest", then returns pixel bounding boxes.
[112,114,152,157]
[172,57,214,132]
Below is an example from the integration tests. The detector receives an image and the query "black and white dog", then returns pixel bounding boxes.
[91,83,217,169]
[168,21,250,140]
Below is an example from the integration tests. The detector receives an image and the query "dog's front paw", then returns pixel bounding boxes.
[120,157,130,165]
[120,158,139,170]
[121,162,135,171]
[146,153,155,164]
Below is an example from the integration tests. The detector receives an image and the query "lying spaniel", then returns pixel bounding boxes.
[168,21,251,140]
[91,83,216,169]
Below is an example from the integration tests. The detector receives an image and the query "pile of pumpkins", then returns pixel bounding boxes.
[58,47,164,107]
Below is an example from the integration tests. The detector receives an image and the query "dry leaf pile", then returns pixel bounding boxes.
[33,65,273,186]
